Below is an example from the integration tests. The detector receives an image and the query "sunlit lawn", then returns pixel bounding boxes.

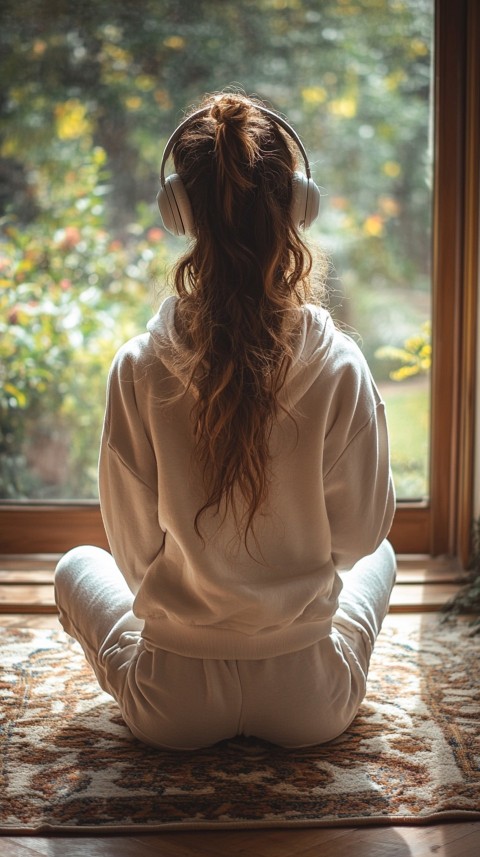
[378,378,430,501]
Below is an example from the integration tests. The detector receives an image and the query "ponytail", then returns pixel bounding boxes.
[211,98,258,225]
[171,93,316,545]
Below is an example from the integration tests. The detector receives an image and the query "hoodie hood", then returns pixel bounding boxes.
[146,295,336,414]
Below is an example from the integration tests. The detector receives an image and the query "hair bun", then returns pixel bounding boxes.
[209,94,262,221]
[210,95,249,128]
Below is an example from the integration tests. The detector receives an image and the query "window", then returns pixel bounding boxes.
[0,0,478,560]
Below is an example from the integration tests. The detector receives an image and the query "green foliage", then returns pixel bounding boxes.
[373,320,431,499]
[381,382,429,499]
[0,146,169,498]
[0,0,434,499]
[1,0,433,247]
[375,321,431,380]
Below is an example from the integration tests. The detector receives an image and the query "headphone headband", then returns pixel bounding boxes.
[157,99,320,236]
[160,103,312,187]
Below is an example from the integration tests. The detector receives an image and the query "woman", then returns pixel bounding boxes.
[55,92,396,750]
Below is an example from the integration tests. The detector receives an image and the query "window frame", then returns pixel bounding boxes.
[0,0,478,561]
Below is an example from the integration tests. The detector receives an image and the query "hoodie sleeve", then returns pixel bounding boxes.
[98,344,165,593]
[322,337,395,570]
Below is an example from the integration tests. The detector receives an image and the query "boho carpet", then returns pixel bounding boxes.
[0,618,479,833]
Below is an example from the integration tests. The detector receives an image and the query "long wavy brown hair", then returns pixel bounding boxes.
[171,92,315,543]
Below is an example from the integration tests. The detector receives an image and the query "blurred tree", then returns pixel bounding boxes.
[0,0,433,499]
[0,0,432,251]
[0,148,169,498]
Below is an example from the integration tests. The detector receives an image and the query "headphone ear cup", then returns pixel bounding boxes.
[157,174,194,236]
[304,177,320,229]
[158,170,319,233]
[291,171,320,229]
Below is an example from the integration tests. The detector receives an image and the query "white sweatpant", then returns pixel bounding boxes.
[54,541,396,750]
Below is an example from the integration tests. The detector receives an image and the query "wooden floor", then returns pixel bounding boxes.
[0,554,479,857]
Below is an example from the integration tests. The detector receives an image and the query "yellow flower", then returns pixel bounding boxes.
[363,215,384,237]
[410,38,429,57]
[302,86,327,106]
[385,70,406,92]
[4,383,27,407]
[329,96,357,118]
[55,100,91,141]
[163,36,186,50]
[383,161,402,178]
[125,96,142,111]
[135,75,155,92]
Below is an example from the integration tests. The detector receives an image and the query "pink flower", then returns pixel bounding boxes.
[147,227,164,243]
[58,226,82,250]
[60,278,72,291]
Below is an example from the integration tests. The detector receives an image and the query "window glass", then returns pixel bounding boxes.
[0,0,433,500]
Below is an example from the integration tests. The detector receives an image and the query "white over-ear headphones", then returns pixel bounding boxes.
[157,102,320,236]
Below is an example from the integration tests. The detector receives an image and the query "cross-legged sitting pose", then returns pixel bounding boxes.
[55,92,396,750]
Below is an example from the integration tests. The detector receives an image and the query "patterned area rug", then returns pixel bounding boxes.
[1,618,479,833]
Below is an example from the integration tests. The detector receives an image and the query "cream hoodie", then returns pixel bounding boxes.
[99,297,395,659]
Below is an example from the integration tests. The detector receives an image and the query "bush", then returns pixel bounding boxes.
[0,147,170,498]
